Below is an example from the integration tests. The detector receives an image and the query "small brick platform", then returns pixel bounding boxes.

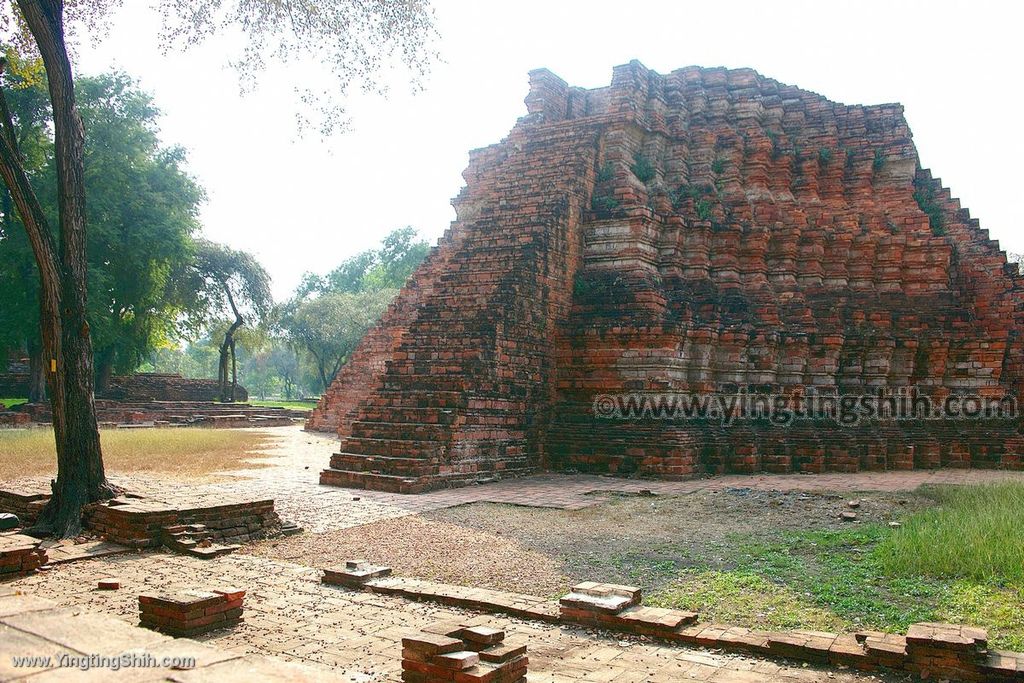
[85,495,281,550]
[402,623,528,683]
[139,587,245,637]
[0,534,47,581]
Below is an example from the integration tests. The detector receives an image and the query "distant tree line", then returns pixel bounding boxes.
[0,53,429,404]
[148,226,431,400]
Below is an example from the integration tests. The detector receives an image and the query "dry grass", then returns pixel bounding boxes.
[246,515,571,597]
[0,427,275,480]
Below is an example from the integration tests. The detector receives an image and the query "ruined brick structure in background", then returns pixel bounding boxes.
[0,370,247,403]
[312,61,1024,493]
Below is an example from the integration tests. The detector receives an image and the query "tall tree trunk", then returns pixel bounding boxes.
[218,318,242,403]
[94,348,114,397]
[10,0,117,537]
[27,336,47,403]
[229,337,237,402]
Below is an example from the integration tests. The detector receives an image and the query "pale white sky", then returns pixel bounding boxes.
[76,0,1022,300]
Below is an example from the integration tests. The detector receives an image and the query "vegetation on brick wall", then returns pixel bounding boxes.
[913,177,947,236]
[630,154,655,183]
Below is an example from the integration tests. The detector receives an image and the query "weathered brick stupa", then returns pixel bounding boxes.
[310,61,1024,493]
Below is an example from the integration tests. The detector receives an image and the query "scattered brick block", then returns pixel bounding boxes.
[322,560,392,588]
[138,587,244,637]
[401,624,527,683]
[0,534,48,580]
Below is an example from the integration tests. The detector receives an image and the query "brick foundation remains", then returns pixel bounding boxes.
[12,399,303,428]
[312,61,1024,493]
[139,587,245,637]
[84,496,281,551]
[0,372,247,403]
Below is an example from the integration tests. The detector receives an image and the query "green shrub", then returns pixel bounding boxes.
[695,199,714,221]
[818,148,833,165]
[711,157,726,175]
[873,148,886,172]
[912,178,946,236]
[631,154,656,183]
[596,162,615,184]
[591,194,620,213]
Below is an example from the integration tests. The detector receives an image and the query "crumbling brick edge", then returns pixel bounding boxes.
[326,561,1024,682]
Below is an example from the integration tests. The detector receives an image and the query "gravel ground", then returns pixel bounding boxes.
[244,514,572,596]
[248,487,933,597]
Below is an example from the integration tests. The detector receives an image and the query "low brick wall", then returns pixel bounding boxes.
[327,564,1024,682]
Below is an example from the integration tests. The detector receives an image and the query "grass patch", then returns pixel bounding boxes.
[1,397,28,409]
[649,485,1024,648]
[649,569,845,631]
[0,427,275,480]
[875,483,1024,581]
[248,399,317,411]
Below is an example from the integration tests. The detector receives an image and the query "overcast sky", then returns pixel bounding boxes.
[75,0,1021,300]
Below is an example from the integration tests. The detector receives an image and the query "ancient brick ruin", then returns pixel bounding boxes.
[311,61,1024,492]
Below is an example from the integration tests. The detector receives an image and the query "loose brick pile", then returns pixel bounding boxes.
[0,534,47,580]
[139,587,245,637]
[312,60,1024,493]
[402,624,528,683]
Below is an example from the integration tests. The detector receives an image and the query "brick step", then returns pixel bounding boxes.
[319,468,430,494]
[329,453,436,477]
[320,462,537,494]
[356,406,459,425]
[364,388,465,400]
[349,420,452,441]
[338,435,448,458]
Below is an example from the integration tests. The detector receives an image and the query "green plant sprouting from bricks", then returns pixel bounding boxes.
[913,176,947,236]
[631,153,655,183]
[591,194,620,213]
[873,148,887,173]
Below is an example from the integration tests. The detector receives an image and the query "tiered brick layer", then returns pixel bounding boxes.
[85,497,279,549]
[315,61,1024,490]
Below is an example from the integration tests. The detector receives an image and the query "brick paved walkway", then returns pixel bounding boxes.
[10,552,905,682]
